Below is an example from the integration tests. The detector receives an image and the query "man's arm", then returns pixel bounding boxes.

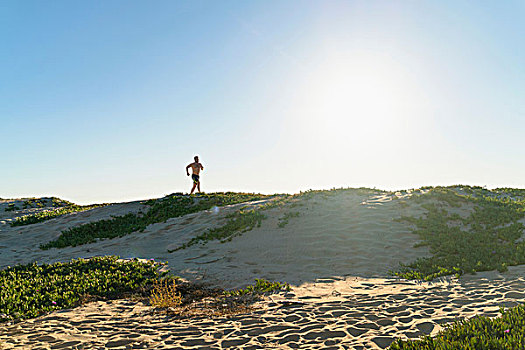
[186,164,191,176]
[200,163,204,171]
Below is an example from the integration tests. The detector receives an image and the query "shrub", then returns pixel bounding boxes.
[149,279,182,308]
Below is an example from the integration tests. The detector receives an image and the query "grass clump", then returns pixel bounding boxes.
[223,279,291,297]
[393,186,525,281]
[0,256,162,322]
[40,192,271,250]
[148,278,291,317]
[4,203,19,212]
[493,187,525,199]
[149,278,182,309]
[278,211,300,228]
[22,198,46,209]
[390,305,525,349]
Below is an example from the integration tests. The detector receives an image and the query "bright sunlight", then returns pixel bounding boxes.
[290,51,422,147]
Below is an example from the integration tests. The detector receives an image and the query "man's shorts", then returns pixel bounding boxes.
[191,174,200,184]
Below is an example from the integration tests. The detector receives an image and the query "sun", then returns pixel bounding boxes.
[289,51,417,147]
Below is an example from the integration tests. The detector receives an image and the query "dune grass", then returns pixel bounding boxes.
[40,192,271,250]
[0,256,162,322]
[393,186,525,281]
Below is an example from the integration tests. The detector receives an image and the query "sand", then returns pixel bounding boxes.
[0,191,429,288]
[1,190,525,349]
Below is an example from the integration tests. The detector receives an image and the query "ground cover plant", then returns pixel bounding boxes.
[40,192,272,249]
[0,254,291,322]
[4,203,19,212]
[172,208,266,251]
[170,189,341,251]
[293,187,383,201]
[277,211,300,228]
[18,197,74,210]
[223,278,291,297]
[172,187,385,251]
[389,305,525,349]
[11,203,106,227]
[493,187,525,199]
[393,186,525,281]
[22,198,46,209]
[0,256,162,322]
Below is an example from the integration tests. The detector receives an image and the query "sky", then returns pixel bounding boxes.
[2,1,524,204]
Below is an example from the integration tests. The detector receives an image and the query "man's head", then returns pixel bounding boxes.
[194,156,199,162]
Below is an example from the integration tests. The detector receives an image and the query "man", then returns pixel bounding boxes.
[186,156,204,194]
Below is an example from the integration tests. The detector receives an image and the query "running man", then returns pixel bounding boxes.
[186,156,204,194]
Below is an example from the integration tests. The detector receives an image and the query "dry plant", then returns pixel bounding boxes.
[147,279,256,318]
[149,279,182,308]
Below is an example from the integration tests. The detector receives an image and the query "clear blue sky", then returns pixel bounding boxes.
[2,1,524,204]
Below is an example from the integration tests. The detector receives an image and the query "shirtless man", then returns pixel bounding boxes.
[186,156,204,194]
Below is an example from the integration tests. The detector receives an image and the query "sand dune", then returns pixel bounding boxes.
[2,190,525,349]
[1,191,428,288]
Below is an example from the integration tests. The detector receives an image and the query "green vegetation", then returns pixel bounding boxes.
[493,187,525,199]
[147,277,291,317]
[278,211,300,228]
[0,255,291,322]
[11,204,105,227]
[22,198,46,209]
[223,279,291,297]
[294,187,383,200]
[173,209,266,251]
[171,187,383,250]
[4,197,105,226]
[172,192,309,251]
[4,203,19,212]
[393,186,525,281]
[0,256,162,322]
[19,197,74,210]
[41,192,271,250]
[390,305,525,349]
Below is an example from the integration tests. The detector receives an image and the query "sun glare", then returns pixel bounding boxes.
[290,52,417,146]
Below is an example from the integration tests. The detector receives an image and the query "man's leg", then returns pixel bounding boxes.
[190,183,197,194]
[197,181,201,193]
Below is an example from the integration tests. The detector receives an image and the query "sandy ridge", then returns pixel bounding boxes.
[2,190,525,349]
